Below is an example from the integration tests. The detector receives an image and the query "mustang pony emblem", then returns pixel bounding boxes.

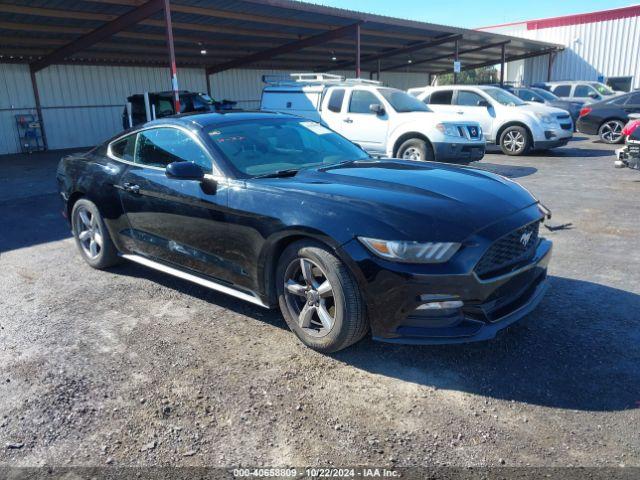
[520,230,533,247]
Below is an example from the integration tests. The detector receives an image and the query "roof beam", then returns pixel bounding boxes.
[317,33,462,71]
[380,40,510,72]
[432,46,562,74]
[29,0,164,73]
[206,23,362,75]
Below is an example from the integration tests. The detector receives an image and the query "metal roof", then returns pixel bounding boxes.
[0,0,563,74]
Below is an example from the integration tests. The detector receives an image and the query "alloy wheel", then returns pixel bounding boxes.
[74,206,103,259]
[503,130,525,153]
[283,258,336,337]
[402,147,422,160]
[601,121,623,143]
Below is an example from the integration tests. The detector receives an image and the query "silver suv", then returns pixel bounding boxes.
[542,81,624,104]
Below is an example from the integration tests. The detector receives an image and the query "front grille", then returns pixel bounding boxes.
[466,125,480,139]
[474,221,540,279]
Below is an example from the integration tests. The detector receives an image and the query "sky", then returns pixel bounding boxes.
[306,0,638,28]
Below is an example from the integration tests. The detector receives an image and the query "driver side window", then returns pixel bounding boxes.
[349,90,379,114]
[574,85,595,98]
[135,127,212,172]
[456,91,486,107]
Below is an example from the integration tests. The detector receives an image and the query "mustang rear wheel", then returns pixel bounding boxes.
[276,241,367,353]
[71,199,121,269]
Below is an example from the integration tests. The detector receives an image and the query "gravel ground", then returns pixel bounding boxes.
[0,137,639,469]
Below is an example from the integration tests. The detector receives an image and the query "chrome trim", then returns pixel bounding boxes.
[107,124,223,177]
[121,254,269,308]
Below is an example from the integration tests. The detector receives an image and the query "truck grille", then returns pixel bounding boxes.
[474,221,540,279]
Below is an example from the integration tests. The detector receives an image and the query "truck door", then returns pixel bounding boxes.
[328,88,388,155]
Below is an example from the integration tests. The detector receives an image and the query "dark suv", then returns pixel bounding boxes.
[122,91,237,129]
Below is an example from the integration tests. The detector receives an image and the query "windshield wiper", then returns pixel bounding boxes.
[253,168,301,179]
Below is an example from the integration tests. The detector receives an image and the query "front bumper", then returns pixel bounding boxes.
[342,221,552,345]
[433,141,485,163]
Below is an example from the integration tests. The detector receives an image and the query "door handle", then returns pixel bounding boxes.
[456,111,464,115]
[343,118,353,123]
[123,182,140,194]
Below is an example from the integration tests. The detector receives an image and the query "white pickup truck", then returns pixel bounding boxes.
[260,74,485,163]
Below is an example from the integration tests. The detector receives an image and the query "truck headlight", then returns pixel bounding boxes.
[435,123,461,137]
[358,237,461,263]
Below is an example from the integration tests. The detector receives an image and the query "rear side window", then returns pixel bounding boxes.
[109,134,136,161]
[552,85,571,96]
[135,127,211,171]
[624,93,640,106]
[427,90,454,105]
[348,90,380,114]
[327,89,345,112]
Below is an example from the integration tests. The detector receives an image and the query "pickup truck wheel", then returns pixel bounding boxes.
[277,240,368,353]
[397,138,435,162]
[499,126,531,156]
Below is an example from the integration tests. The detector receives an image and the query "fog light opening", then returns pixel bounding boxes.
[415,300,464,311]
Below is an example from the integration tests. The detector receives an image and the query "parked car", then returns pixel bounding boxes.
[506,86,584,124]
[260,74,485,163]
[56,112,552,352]
[576,91,640,143]
[408,85,573,156]
[540,81,624,104]
[122,91,237,129]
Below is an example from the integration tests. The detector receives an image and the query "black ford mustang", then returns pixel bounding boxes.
[57,112,552,352]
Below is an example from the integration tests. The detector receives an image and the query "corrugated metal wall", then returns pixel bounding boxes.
[36,64,207,150]
[0,63,36,155]
[208,69,430,110]
[483,15,640,87]
[1,63,430,155]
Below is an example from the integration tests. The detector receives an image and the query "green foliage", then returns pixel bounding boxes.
[437,66,499,85]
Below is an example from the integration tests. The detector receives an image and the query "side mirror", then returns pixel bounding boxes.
[588,92,599,99]
[166,161,205,181]
[478,100,491,108]
[369,103,385,115]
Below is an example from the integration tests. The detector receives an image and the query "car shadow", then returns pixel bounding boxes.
[532,147,615,158]
[111,264,640,412]
[332,275,640,412]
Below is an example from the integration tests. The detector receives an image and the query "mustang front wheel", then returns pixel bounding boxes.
[276,241,367,353]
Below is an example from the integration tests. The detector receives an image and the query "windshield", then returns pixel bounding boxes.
[377,88,430,112]
[515,88,546,103]
[483,87,526,106]
[531,87,558,101]
[590,82,615,96]
[206,118,369,177]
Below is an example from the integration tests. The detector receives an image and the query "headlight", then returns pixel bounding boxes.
[534,113,555,125]
[358,237,461,263]
[435,123,461,137]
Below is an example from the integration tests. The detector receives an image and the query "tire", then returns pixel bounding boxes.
[397,138,435,162]
[598,119,625,144]
[71,198,121,269]
[276,240,367,353]
[499,126,531,156]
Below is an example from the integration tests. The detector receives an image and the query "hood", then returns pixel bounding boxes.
[519,102,569,116]
[397,110,480,126]
[257,160,538,242]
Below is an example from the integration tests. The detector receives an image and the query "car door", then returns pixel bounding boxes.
[622,92,640,115]
[320,87,347,133]
[452,90,495,140]
[338,89,389,154]
[117,126,233,282]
